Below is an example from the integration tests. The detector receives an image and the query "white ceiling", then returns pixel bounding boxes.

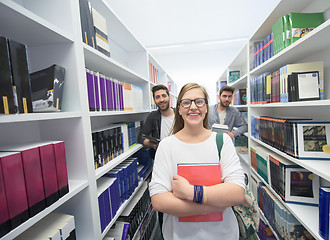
[110,0,280,103]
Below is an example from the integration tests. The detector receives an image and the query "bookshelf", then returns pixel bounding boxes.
[216,0,330,239]
[0,0,176,239]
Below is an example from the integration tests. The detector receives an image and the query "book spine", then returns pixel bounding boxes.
[20,148,46,217]
[8,39,33,113]
[0,156,11,237]
[1,153,29,228]
[86,69,95,111]
[319,187,330,240]
[53,141,69,198]
[0,36,17,114]
[93,71,100,111]
[38,144,60,206]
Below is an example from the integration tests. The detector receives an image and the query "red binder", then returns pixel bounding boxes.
[0,144,46,218]
[37,143,59,206]
[0,153,11,237]
[177,162,223,222]
[0,152,29,229]
[52,141,69,198]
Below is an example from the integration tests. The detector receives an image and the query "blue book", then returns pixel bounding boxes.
[103,188,112,227]
[320,187,330,240]
[98,192,106,233]
[109,178,120,218]
[106,168,124,204]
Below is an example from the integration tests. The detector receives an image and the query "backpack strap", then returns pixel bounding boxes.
[216,132,224,161]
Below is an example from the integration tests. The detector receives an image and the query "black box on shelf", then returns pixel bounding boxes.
[30,64,65,112]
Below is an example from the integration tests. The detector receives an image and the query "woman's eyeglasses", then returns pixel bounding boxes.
[180,98,207,108]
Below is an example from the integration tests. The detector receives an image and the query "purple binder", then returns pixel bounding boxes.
[86,69,95,111]
[93,72,100,111]
[99,74,107,111]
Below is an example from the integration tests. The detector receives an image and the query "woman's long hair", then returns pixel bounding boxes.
[171,83,209,134]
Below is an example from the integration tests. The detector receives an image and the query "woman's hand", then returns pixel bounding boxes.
[172,175,194,201]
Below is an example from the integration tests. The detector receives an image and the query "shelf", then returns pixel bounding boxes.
[0,0,177,239]
[1,179,88,240]
[95,144,143,179]
[0,112,81,123]
[252,168,322,239]
[89,110,150,118]
[0,0,74,46]
[250,19,330,76]
[83,45,148,86]
[101,179,146,239]
[249,99,330,108]
[228,74,248,89]
[216,1,330,240]
[250,136,330,182]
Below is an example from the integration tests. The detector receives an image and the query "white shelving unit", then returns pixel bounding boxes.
[216,0,330,239]
[0,0,176,239]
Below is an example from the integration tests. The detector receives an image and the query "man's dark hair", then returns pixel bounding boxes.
[152,84,170,98]
[219,86,235,96]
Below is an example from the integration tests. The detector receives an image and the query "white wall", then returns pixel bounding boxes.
[149,40,246,105]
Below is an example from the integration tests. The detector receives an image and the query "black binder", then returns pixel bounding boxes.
[8,39,33,113]
[0,36,18,114]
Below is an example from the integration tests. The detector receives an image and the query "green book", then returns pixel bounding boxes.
[272,17,285,55]
[228,70,240,83]
[288,12,324,45]
[283,14,291,48]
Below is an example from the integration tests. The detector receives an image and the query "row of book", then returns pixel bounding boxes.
[0,36,65,114]
[135,208,157,240]
[114,183,151,239]
[251,116,330,160]
[251,12,324,70]
[250,61,324,104]
[14,213,75,240]
[0,141,69,237]
[92,121,142,169]
[251,145,320,206]
[117,190,156,240]
[97,157,139,233]
[233,88,247,105]
[252,33,274,68]
[86,68,144,112]
[252,157,330,240]
[149,62,159,84]
[272,12,324,55]
[111,211,157,240]
[79,0,110,57]
[257,182,314,240]
[133,149,153,180]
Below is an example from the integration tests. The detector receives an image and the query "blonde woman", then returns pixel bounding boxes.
[149,83,245,240]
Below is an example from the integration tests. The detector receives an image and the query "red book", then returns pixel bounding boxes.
[0,144,46,217]
[0,153,11,237]
[52,141,69,198]
[177,162,223,222]
[0,152,29,229]
[37,143,59,206]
